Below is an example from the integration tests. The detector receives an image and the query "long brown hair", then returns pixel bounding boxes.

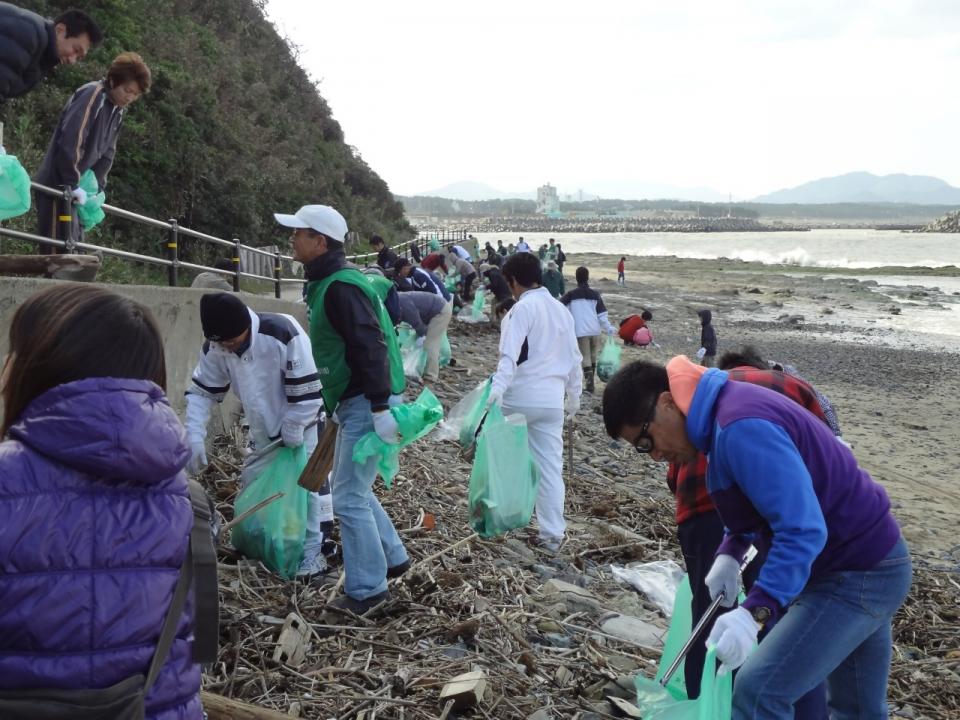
[2,284,166,434]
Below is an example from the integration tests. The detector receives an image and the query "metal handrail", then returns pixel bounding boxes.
[10,180,460,295]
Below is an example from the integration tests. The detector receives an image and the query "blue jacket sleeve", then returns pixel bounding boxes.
[714,418,827,610]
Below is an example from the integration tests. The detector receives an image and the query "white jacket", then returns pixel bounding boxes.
[491,287,582,409]
[560,283,616,338]
[185,309,322,449]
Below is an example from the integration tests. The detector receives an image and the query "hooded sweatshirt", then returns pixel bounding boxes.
[697,309,717,356]
[0,378,202,719]
[666,355,900,622]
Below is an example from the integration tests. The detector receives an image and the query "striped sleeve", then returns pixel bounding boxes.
[185,342,231,401]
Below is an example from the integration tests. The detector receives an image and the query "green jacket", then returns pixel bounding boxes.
[542,269,566,298]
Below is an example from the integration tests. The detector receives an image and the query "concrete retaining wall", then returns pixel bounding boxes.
[0,278,306,418]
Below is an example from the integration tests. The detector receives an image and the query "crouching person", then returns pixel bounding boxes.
[487,252,582,553]
[602,357,912,720]
[185,292,330,577]
[0,284,203,718]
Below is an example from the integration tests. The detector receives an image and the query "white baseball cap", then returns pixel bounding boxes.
[274,204,348,242]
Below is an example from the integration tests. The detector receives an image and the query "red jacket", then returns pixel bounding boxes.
[617,259,625,272]
[668,367,829,524]
[618,314,647,343]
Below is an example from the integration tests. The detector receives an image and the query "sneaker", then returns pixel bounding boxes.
[529,535,564,555]
[387,559,411,579]
[296,547,329,578]
[326,590,392,616]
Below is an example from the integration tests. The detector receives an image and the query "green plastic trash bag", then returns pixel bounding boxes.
[444,271,460,293]
[352,387,444,488]
[397,324,427,379]
[428,237,440,252]
[471,290,486,319]
[75,169,106,231]
[433,378,491,446]
[231,445,310,580]
[468,403,540,538]
[634,574,733,720]
[0,154,32,221]
[596,336,622,382]
[439,332,452,367]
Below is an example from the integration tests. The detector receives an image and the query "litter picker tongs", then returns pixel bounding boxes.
[658,544,759,687]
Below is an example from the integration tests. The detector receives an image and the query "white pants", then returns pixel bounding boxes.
[502,403,566,541]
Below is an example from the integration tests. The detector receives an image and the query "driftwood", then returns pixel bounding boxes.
[201,691,292,719]
[0,254,100,281]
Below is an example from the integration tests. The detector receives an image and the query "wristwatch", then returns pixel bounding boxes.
[749,606,772,628]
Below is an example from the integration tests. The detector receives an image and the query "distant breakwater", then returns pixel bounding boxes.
[418,217,809,234]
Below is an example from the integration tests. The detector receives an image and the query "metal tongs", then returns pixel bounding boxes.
[658,545,759,686]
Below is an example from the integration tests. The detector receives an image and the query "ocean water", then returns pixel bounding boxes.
[474,229,960,269]
[474,229,960,344]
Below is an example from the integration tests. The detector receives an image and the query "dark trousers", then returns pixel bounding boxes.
[460,272,476,300]
[678,511,827,718]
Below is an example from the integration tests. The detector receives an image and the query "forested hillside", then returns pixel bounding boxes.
[1,0,412,274]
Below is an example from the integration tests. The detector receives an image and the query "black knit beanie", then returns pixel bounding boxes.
[200,293,251,341]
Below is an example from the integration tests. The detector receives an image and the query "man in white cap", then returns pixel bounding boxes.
[275,204,409,614]
[184,292,330,577]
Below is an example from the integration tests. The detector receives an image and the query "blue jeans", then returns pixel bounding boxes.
[733,537,912,720]
[331,394,408,600]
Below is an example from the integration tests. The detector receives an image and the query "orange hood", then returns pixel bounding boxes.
[666,355,708,415]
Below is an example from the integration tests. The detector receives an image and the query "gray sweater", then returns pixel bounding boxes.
[398,291,447,336]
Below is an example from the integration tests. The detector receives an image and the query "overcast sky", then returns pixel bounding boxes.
[266,0,960,199]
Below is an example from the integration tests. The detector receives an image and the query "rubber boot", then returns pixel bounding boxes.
[584,366,595,394]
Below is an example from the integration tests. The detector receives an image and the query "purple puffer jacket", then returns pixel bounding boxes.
[0,377,203,719]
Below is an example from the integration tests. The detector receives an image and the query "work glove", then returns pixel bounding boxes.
[706,606,759,675]
[485,386,503,410]
[564,394,580,421]
[705,553,742,608]
[186,437,208,475]
[373,409,400,444]
[696,347,707,360]
[607,327,617,336]
[71,187,88,206]
[281,421,305,448]
[415,336,425,348]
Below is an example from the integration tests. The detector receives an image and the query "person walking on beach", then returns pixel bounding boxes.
[546,238,559,263]
[35,52,151,252]
[555,243,567,272]
[696,309,717,367]
[276,204,409,615]
[515,236,531,253]
[0,5,102,103]
[487,252,582,553]
[396,290,452,383]
[617,256,626,286]
[603,356,911,720]
[184,292,330,577]
[560,266,616,393]
[542,259,565,298]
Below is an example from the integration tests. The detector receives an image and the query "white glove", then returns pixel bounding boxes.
[564,394,580,420]
[71,187,88,206]
[706,606,759,675]
[0,145,6,155]
[607,327,617,336]
[281,421,305,448]
[373,410,400,444]
[186,438,208,475]
[696,347,707,360]
[485,386,503,409]
[415,336,425,348]
[705,553,742,608]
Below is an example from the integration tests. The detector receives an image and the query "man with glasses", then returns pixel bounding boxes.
[602,356,910,720]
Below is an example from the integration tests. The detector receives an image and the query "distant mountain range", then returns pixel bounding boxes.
[753,172,960,205]
[415,180,727,203]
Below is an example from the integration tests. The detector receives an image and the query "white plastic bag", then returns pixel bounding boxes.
[433,379,491,444]
[610,559,686,617]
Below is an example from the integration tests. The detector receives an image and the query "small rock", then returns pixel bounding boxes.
[541,632,573,648]
[536,619,563,633]
[600,614,664,648]
[540,578,602,612]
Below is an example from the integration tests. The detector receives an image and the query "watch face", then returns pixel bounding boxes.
[751,606,772,624]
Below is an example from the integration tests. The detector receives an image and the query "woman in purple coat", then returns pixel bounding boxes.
[0,284,203,719]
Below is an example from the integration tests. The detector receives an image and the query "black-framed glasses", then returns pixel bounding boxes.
[632,399,658,454]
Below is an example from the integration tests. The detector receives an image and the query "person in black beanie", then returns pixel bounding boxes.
[186,292,331,578]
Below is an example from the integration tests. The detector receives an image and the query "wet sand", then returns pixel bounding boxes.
[567,252,960,567]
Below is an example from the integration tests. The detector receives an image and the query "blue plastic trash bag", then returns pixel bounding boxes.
[468,404,540,537]
[0,154,31,221]
[75,169,106,231]
[231,445,310,580]
[352,388,444,487]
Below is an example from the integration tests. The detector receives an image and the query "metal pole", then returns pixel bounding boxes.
[273,250,281,299]
[58,186,75,254]
[232,239,241,292]
[167,219,179,287]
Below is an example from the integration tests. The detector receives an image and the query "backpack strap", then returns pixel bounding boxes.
[143,480,220,694]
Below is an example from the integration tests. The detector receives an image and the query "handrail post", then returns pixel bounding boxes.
[273,250,282,299]
[167,219,179,287]
[58,186,76,254]
[232,239,241,292]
